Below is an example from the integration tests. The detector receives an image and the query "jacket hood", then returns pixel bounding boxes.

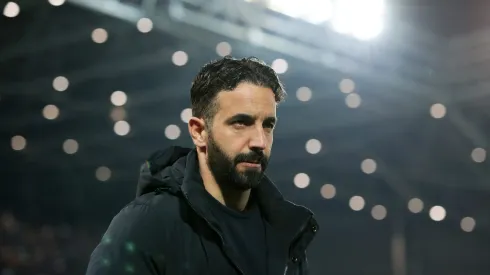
[136,146,319,260]
[136,146,192,197]
[136,146,319,275]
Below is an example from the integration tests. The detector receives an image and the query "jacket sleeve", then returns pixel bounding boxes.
[86,203,167,275]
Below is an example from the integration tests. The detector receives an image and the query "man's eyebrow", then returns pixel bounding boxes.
[225,114,277,124]
[225,113,255,124]
[264,116,277,124]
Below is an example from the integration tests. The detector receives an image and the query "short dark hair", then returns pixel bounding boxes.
[190,56,286,126]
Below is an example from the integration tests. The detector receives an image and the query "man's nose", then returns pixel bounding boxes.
[249,128,267,150]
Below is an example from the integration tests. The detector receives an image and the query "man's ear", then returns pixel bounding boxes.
[188,117,207,148]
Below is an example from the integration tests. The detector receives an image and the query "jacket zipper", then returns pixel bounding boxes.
[284,216,311,274]
[183,194,245,275]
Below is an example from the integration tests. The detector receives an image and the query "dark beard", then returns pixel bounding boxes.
[207,134,269,191]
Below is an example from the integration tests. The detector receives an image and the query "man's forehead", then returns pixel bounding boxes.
[215,90,277,120]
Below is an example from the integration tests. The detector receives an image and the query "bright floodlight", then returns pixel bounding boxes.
[330,0,385,40]
[267,0,333,24]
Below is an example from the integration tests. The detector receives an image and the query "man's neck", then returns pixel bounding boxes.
[197,153,251,211]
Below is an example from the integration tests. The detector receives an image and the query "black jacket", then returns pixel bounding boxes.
[86,146,318,275]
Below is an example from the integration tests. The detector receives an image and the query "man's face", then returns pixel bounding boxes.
[206,82,277,190]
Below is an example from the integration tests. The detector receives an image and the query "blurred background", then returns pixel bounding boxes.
[1,0,490,274]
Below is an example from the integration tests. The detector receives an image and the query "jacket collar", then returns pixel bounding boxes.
[179,149,318,249]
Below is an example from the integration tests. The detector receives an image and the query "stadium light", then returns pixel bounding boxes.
[330,0,385,40]
[265,0,385,40]
[267,0,333,24]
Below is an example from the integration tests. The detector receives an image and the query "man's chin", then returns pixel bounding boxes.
[235,173,263,189]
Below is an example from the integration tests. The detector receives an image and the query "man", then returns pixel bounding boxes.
[86,56,318,275]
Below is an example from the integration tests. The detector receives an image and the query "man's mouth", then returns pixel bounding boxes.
[240,162,261,168]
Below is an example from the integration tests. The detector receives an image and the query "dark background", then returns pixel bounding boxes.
[1,0,490,274]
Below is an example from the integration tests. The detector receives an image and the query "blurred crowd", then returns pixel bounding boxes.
[1,212,99,275]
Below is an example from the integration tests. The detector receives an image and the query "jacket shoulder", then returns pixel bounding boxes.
[103,192,182,251]
[86,193,182,274]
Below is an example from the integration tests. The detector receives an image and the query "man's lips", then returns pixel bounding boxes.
[239,162,261,168]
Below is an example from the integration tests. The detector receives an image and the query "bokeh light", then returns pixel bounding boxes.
[92,28,108,43]
[3,2,20,18]
[110,91,127,106]
[172,51,188,66]
[11,135,26,151]
[216,42,232,57]
[137,18,153,33]
[114,121,131,136]
[110,107,127,122]
[471,148,486,163]
[42,104,60,120]
[62,139,79,155]
[320,184,336,199]
[371,205,387,220]
[345,93,361,108]
[361,158,377,174]
[296,87,312,102]
[271,58,288,74]
[339,78,355,93]
[429,205,446,221]
[305,139,322,154]
[95,166,111,182]
[53,76,69,92]
[460,217,476,232]
[408,198,424,213]
[294,173,310,188]
[349,195,365,211]
[165,124,181,140]
[430,103,446,119]
[48,0,66,6]
[180,108,192,123]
